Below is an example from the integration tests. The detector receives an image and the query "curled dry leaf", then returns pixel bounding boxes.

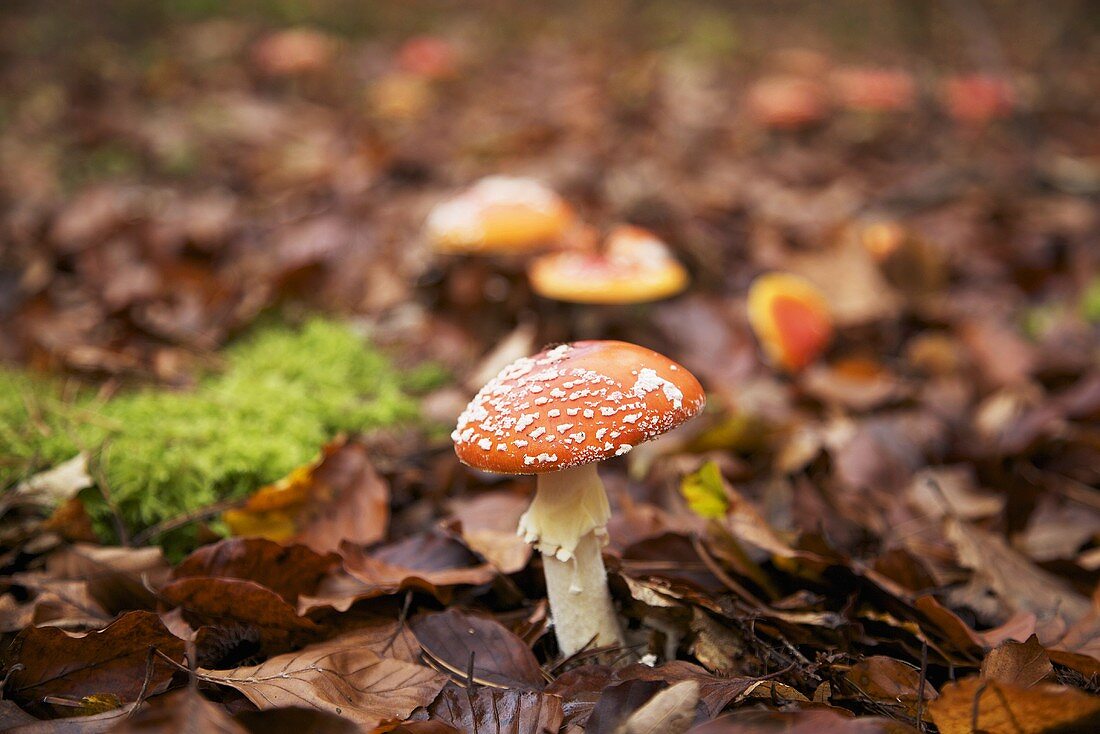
[325,535,495,607]
[196,633,447,728]
[172,537,339,604]
[446,490,532,574]
[930,677,1100,734]
[0,611,185,710]
[46,543,170,614]
[410,608,545,689]
[159,577,320,655]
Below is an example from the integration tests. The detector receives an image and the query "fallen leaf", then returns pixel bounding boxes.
[334,534,495,605]
[844,656,936,720]
[159,577,319,655]
[47,544,170,614]
[680,462,730,520]
[223,438,390,555]
[172,538,338,604]
[113,686,246,733]
[945,517,1090,635]
[8,453,93,510]
[930,677,1100,734]
[0,611,185,710]
[425,684,564,734]
[446,490,532,574]
[619,680,700,734]
[688,708,918,732]
[587,680,668,734]
[618,662,753,719]
[197,634,446,728]
[981,635,1053,687]
[411,608,545,689]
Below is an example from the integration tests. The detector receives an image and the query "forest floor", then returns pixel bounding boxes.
[1,1,1099,732]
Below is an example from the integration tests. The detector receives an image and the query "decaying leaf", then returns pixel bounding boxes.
[113,686,247,733]
[0,611,185,710]
[980,635,1053,687]
[930,677,1100,734]
[197,634,447,728]
[425,684,564,734]
[172,537,338,604]
[844,656,936,720]
[223,437,390,554]
[410,608,545,689]
[618,680,699,734]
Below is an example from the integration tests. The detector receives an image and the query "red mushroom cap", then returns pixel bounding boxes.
[453,341,706,474]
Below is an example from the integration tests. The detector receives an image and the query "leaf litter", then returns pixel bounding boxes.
[2,1,1100,732]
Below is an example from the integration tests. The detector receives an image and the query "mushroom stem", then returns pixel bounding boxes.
[525,463,624,656]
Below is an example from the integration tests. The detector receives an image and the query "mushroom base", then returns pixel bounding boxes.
[542,530,624,656]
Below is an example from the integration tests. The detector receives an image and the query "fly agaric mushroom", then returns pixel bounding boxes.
[528,225,689,305]
[831,67,916,113]
[251,28,335,77]
[747,272,833,372]
[452,341,705,656]
[745,75,829,131]
[426,176,574,255]
[941,74,1015,127]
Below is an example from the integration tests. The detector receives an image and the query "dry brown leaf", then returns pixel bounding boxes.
[981,635,1053,687]
[223,438,390,555]
[619,680,699,734]
[113,686,247,733]
[0,611,185,710]
[159,577,319,654]
[172,537,338,604]
[844,656,936,720]
[930,677,1100,734]
[426,684,564,734]
[446,490,532,574]
[410,608,544,689]
[945,517,1090,634]
[47,544,170,614]
[197,634,446,728]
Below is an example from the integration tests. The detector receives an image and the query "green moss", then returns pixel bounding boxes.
[1,319,423,548]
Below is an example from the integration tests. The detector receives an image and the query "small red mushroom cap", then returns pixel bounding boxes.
[453,341,706,474]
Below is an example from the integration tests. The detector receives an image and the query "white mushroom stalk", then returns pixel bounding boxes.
[519,463,622,655]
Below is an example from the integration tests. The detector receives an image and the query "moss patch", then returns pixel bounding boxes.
[1,319,425,548]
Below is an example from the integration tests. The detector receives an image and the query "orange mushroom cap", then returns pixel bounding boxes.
[426,176,573,254]
[746,75,829,130]
[251,28,335,76]
[831,67,916,113]
[528,225,689,305]
[453,341,706,474]
[942,74,1015,126]
[747,272,834,372]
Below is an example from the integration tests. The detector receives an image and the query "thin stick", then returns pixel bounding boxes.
[131,496,248,546]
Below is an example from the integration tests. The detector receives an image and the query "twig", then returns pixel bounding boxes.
[916,639,929,732]
[131,496,248,546]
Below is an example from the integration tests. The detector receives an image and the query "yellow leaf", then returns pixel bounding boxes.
[680,461,729,519]
[930,677,1100,734]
